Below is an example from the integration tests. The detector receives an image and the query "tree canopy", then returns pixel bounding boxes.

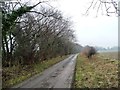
[1,1,82,67]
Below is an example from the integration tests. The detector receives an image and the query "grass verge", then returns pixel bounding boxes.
[74,54,118,88]
[3,55,68,88]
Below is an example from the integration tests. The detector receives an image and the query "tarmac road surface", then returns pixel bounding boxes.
[12,54,78,88]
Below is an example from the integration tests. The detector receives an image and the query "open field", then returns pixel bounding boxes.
[99,51,119,60]
[74,52,118,88]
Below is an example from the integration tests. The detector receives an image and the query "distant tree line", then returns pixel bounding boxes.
[95,46,119,52]
[1,1,82,67]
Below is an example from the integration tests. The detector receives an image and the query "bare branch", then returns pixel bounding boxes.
[85,0,95,15]
[86,0,119,16]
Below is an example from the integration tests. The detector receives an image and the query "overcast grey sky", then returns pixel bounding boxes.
[49,0,118,48]
[22,0,118,48]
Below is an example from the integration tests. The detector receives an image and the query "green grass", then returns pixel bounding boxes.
[2,55,68,88]
[74,53,118,88]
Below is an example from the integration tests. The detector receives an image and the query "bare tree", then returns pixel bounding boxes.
[85,0,119,16]
[2,0,78,66]
[81,45,97,59]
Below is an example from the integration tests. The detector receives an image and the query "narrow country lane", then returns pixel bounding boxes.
[12,54,78,88]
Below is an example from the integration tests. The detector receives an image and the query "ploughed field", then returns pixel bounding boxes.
[74,52,119,88]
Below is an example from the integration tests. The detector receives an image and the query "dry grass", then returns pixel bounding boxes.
[2,55,68,88]
[99,52,119,60]
[74,53,118,88]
